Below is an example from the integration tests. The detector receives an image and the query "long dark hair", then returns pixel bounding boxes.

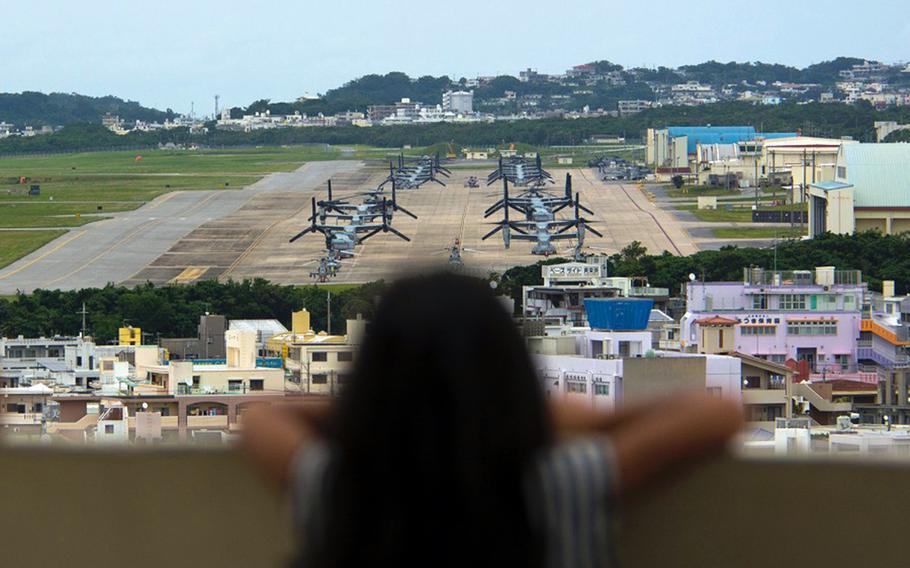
[318,273,551,567]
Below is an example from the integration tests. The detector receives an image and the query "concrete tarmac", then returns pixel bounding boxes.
[223,168,702,285]
[0,161,362,293]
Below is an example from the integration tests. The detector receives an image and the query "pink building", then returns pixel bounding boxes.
[681,267,869,381]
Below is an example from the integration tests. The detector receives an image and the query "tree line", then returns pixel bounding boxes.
[1,232,907,342]
[2,100,908,157]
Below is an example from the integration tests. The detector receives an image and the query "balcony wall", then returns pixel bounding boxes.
[1,448,910,567]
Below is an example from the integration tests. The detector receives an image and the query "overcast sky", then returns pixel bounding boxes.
[2,0,908,114]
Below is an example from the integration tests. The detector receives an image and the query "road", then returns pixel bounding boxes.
[0,161,362,293]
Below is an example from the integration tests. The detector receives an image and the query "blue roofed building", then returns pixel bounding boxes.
[646,126,798,179]
[808,143,910,237]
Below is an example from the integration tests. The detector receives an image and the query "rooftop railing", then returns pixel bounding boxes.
[743,268,863,287]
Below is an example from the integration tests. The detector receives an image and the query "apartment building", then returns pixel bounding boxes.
[266,310,366,395]
[0,383,52,437]
[682,267,866,381]
[529,298,742,413]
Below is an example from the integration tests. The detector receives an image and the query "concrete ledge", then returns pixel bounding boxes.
[1,448,908,567]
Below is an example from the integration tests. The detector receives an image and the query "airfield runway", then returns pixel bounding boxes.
[0,161,707,291]
[218,167,699,284]
[0,161,362,293]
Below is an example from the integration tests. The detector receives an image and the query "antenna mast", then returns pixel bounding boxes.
[78,303,88,337]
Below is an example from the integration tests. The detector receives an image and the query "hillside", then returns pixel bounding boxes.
[237,57,882,116]
[0,92,173,127]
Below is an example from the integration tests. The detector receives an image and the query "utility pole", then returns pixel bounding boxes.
[78,303,88,337]
[802,149,807,231]
[326,291,332,335]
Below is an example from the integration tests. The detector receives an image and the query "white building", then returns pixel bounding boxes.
[442,90,473,114]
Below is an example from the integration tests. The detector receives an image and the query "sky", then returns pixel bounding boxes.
[2,0,908,114]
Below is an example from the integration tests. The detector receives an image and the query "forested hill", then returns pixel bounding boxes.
[240,57,881,117]
[0,92,173,127]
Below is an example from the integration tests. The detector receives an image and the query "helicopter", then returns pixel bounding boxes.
[486,154,553,187]
[433,237,481,267]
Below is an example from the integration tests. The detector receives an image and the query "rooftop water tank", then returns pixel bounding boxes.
[584,298,654,331]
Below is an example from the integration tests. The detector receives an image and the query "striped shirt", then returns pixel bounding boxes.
[292,437,618,568]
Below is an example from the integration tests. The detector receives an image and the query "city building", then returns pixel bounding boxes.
[442,90,473,114]
[681,267,867,381]
[529,298,742,413]
[229,319,288,356]
[160,314,227,360]
[0,383,52,437]
[521,257,670,327]
[808,143,910,237]
[266,310,366,395]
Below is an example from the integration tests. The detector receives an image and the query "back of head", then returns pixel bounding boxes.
[320,273,550,567]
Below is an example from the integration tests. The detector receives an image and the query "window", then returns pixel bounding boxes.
[249,379,264,391]
[752,295,768,309]
[312,373,328,385]
[813,295,837,311]
[177,384,190,395]
[192,376,201,388]
[566,382,587,394]
[228,380,243,392]
[594,383,610,396]
[787,321,837,335]
[741,325,776,336]
[311,352,327,362]
[105,425,114,434]
[76,356,83,367]
[718,329,724,349]
[33,403,43,413]
[835,354,850,370]
[337,351,353,362]
[837,166,847,179]
[160,408,169,417]
[779,294,807,310]
[769,354,786,364]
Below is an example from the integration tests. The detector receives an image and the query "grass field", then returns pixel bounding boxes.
[712,227,806,239]
[679,203,807,223]
[0,230,67,269]
[0,146,342,230]
[666,185,742,198]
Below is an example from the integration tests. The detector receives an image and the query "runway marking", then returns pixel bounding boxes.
[170,266,209,284]
[577,169,683,256]
[0,230,87,281]
[145,192,177,210]
[44,220,159,287]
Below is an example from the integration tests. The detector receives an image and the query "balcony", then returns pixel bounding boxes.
[186,415,229,429]
[0,412,43,426]
[741,389,788,406]
[2,448,910,567]
[629,286,670,298]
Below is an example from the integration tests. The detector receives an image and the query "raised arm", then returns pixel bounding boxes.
[551,393,743,496]
[241,399,335,492]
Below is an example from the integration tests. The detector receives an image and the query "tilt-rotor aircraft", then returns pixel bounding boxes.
[290,196,410,259]
[380,153,451,189]
[486,154,553,187]
[482,182,602,256]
